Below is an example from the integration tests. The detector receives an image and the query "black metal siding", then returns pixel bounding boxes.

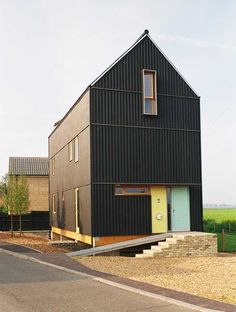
[92,185,151,236]
[92,125,201,185]
[94,36,197,97]
[91,35,202,235]
[190,186,203,231]
[91,89,200,130]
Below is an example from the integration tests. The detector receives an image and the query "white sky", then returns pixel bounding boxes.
[1,0,236,204]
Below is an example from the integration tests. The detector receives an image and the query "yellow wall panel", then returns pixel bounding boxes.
[151,186,167,233]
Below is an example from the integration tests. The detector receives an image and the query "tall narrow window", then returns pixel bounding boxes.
[75,188,79,232]
[68,141,73,161]
[142,69,157,115]
[52,157,55,176]
[74,136,79,163]
[62,192,65,213]
[52,194,56,214]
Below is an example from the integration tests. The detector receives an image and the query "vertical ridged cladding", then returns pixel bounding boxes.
[92,185,151,236]
[91,35,202,235]
[92,125,201,184]
[190,186,203,231]
[91,89,200,129]
[94,36,197,97]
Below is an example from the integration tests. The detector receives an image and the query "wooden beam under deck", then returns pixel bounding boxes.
[51,226,92,245]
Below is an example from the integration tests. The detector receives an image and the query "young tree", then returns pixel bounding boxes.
[0,175,8,214]
[3,176,17,236]
[14,176,30,236]
[3,175,30,237]
[0,174,8,198]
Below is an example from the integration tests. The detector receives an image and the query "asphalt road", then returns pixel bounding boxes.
[0,251,193,312]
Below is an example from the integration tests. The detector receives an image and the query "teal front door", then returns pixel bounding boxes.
[171,187,190,231]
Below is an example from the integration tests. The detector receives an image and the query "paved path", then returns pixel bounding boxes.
[0,250,190,312]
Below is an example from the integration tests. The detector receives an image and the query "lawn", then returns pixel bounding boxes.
[203,208,236,222]
[203,208,236,252]
[217,232,236,252]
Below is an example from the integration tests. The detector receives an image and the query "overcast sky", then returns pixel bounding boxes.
[1,0,236,204]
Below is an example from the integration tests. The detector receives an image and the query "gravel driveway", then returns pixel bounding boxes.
[77,256,236,305]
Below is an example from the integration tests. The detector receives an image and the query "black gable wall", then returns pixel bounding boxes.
[90,35,202,236]
[93,36,197,97]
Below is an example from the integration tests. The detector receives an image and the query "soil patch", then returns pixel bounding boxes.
[0,232,67,253]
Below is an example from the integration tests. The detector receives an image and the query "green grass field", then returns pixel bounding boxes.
[217,233,236,252]
[203,208,236,222]
[203,208,236,252]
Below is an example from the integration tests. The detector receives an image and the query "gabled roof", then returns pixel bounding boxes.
[9,157,49,176]
[50,30,198,135]
[91,29,198,96]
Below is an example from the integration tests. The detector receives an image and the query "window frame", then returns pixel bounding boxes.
[52,157,55,176]
[68,140,73,161]
[52,194,56,214]
[74,136,79,163]
[142,69,157,115]
[115,185,150,196]
[75,188,80,233]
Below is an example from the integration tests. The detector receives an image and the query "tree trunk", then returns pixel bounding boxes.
[10,214,13,237]
[19,215,22,237]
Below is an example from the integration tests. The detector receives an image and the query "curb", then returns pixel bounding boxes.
[0,247,222,312]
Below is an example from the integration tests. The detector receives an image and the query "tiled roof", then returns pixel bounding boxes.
[9,157,49,176]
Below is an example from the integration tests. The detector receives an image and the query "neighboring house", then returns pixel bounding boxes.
[8,157,49,230]
[49,30,202,246]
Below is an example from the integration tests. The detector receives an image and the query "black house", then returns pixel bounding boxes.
[49,30,202,246]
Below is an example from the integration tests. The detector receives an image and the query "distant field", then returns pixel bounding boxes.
[203,208,236,222]
[203,208,236,252]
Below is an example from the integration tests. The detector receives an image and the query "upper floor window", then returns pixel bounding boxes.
[142,69,157,115]
[52,194,56,213]
[115,185,150,196]
[74,136,79,163]
[68,141,73,161]
[52,157,55,176]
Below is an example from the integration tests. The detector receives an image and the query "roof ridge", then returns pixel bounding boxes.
[90,30,149,86]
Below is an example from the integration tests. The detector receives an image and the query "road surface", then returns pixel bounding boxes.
[0,250,193,312]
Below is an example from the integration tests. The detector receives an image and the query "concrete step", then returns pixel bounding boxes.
[143,249,154,255]
[135,234,188,258]
[151,245,163,252]
[158,241,170,248]
[173,234,186,240]
[135,253,153,258]
[166,238,178,243]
